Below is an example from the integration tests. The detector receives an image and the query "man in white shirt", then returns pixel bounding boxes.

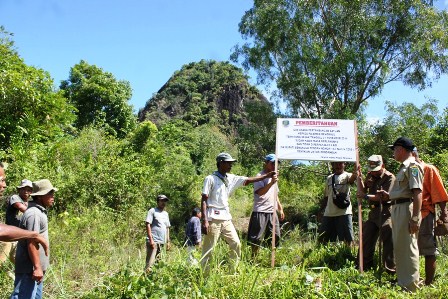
[201,153,277,275]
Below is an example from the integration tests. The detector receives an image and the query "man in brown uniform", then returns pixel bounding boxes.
[357,155,395,272]
[378,137,423,292]
[413,148,448,285]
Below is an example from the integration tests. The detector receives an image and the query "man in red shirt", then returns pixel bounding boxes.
[412,148,448,285]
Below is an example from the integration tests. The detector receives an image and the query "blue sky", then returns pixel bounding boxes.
[1,0,447,119]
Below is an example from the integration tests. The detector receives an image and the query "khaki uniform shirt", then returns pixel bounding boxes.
[364,170,395,204]
[389,157,423,200]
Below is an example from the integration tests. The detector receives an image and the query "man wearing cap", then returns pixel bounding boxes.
[201,152,277,274]
[412,148,448,285]
[378,137,424,292]
[1,179,34,264]
[247,154,284,258]
[145,194,171,273]
[319,162,357,245]
[11,179,57,299]
[356,155,395,272]
[0,165,48,270]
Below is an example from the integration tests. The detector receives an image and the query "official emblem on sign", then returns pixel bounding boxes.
[282,120,290,127]
[410,166,419,177]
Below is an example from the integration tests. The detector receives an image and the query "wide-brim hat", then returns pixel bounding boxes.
[367,155,383,171]
[31,179,58,196]
[17,179,33,189]
[157,194,169,202]
[216,152,237,163]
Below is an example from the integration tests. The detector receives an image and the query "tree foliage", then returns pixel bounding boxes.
[358,99,448,177]
[0,27,75,150]
[60,60,136,138]
[232,0,448,118]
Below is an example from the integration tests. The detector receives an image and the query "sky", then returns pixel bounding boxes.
[1,0,447,120]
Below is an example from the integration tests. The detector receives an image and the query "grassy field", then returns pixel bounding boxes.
[2,204,448,298]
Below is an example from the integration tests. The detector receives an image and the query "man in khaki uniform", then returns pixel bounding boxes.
[378,137,423,292]
[357,155,395,272]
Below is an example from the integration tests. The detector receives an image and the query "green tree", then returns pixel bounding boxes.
[232,0,448,118]
[60,60,136,138]
[358,99,443,172]
[0,27,75,149]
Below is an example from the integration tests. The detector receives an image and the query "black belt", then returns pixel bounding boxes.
[370,203,391,209]
[391,198,412,205]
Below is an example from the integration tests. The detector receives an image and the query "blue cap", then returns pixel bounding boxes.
[265,154,277,162]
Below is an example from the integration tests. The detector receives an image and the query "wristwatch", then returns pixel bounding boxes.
[411,215,420,222]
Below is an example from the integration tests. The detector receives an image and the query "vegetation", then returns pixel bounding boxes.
[232,0,448,118]
[1,3,448,296]
[60,60,136,138]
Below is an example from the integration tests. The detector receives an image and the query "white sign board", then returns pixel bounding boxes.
[276,118,357,162]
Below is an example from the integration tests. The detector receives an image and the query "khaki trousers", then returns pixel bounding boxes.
[0,241,16,264]
[201,219,241,275]
[391,202,420,292]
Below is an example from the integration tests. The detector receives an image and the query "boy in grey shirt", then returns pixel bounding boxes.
[145,194,171,273]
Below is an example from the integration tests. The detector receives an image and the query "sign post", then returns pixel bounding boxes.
[274,118,362,271]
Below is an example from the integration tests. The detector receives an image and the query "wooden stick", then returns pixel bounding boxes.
[354,120,363,273]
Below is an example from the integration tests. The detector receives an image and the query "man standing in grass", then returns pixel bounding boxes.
[412,147,448,285]
[0,164,48,265]
[319,162,357,246]
[356,155,395,272]
[145,194,171,273]
[185,207,202,265]
[201,152,277,275]
[247,154,284,258]
[378,137,423,293]
[11,179,57,299]
[1,179,34,264]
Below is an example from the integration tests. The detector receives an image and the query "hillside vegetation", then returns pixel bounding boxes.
[1,25,448,298]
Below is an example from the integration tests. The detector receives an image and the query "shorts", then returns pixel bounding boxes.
[418,212,437,256]
[319,214,354,243]
[247,212,280,246]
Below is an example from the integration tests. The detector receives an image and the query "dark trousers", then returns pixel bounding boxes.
[360,206,395,270]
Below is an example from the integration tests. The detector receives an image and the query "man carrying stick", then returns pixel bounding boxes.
[357,155,395,273]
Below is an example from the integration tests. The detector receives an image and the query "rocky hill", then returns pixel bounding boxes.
[137,60,271,127]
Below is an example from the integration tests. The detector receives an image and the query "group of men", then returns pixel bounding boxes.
[318,137,448,292]
[143,152,283,275]
[4,136,448,294]
[0,163,57,299]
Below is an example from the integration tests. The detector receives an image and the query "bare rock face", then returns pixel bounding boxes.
[137,60,269,127]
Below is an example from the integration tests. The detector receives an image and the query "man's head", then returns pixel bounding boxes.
[389,137,415,162]
[216,152,237,173]
[264,154,277,171]
[192,207,201,218]
[156,194,169,209]
[331,162,346,175]
[367,155,384,177]
[0,163,6,196]
[31,179,58,208]
[17,179,33,201]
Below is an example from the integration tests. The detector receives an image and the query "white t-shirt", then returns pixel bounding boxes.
[202,171,247,221]
[323,172,353,217]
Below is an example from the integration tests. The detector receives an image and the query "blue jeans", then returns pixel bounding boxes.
[10,273,43,299]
